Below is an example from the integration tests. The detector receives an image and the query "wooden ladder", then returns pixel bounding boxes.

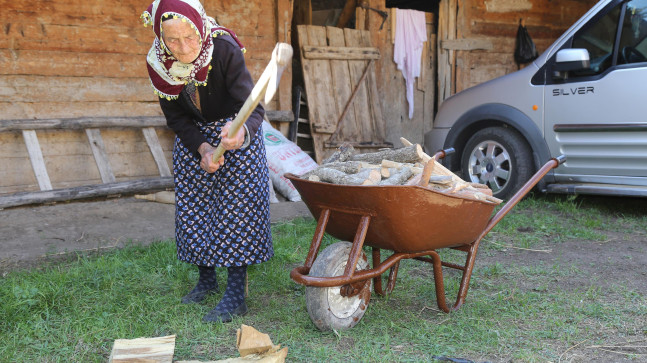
[0,117,174,209]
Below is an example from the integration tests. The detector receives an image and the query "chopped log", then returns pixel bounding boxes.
[301,160,363,179]
[355,168,381,185]
[381,159,405,169]
[419,159,435,187]
[108,335,175,363]
[379,167,413,186]
[135,191,175,204]
[309,167,371,185]
[399,137,413,147]
[350,144,425,164]
[322,142,355,163]
[429,175,453,184]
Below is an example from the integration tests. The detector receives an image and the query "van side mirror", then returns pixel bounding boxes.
[552,48,591,80]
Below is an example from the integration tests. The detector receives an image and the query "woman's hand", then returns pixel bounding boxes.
[219,121,246,151]
[198,142,224,173]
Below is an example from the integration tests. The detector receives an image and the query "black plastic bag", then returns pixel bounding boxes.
[514,22,538,64]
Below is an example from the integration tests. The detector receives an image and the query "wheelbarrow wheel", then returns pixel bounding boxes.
[306,241,371,331]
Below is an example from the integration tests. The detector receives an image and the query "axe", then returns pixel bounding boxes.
[211,42,293,163]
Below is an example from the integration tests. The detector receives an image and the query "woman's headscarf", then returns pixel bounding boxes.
[141,0,245,100]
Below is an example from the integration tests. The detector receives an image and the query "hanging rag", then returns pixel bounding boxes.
[393,8,427,119]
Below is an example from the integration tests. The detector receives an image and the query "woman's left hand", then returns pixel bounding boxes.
[220,121,246,151]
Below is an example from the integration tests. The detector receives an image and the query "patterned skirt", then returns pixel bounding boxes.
[172,118,273,267]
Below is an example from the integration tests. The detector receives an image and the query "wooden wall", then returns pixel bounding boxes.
[448,0,596,95]
[354,0,596,148]
[0,0,292,195]
[357,0,437,148]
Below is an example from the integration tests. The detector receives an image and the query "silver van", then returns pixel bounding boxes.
[424,0,647,200]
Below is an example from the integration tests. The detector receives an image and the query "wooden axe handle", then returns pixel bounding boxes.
[211,43,293,162]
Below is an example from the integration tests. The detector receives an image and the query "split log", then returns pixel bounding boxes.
[309,167,376,185]
[356,168,382,185]
[349,144,425,164]
[379,167,413,186]
[322,142,355,163]
[301,160,363,178]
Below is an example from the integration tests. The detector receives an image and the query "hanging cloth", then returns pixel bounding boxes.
[393,8,427,119]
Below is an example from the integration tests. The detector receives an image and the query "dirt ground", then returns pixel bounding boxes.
[1,194,645,361]
[0,196,310,274]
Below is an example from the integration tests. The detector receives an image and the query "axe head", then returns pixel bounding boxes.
[265,43,293,105]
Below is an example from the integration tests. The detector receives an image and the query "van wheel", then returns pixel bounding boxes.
[461,127,533,200]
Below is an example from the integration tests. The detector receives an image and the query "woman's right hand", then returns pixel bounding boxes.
[198,142,224,173]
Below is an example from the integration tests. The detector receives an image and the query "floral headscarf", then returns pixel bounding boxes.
[141,0,245,100]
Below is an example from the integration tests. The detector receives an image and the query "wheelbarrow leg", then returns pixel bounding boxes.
[302,209,331,270]
[371,247,400,297]
[427,243,478,313]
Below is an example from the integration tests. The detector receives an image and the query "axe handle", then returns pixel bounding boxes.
[211,43,292,163]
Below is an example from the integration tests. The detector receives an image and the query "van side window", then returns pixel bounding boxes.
[571,5,621,75]
[618,0,647,64]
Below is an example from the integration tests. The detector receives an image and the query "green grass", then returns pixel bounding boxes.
[1,195,646,362]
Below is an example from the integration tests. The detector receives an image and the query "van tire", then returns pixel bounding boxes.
[460,127,533,200]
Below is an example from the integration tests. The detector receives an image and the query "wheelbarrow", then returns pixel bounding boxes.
[285,149,566,331]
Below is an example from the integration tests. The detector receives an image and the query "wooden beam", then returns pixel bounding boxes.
[266,110,294,122]
[302,45,380,60]
[142,127,172,178]
[0,178,174,209]
[441,38,493,51]
[86,129,116,183]
[22,130,53,191]
[0,116,167,132]
[336,0,357,28]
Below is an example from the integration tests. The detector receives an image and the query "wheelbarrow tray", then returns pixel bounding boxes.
[286,174,497,253]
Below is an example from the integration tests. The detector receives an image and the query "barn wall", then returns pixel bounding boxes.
[0,0,290,120]
[455,0,597,92]
[359,0,437,147]
[0,0,291,195]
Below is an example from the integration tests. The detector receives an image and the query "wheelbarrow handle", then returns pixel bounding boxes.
[476,155,566,242]
[433,147,455,161]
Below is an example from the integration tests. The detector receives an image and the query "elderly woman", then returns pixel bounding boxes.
[141,0,273,323]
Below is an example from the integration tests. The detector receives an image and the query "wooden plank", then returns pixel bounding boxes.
[0,117,167,132]
[326,26,359,142]
[265,110,294,122]
[343,28,372,143]
[142,128,172,178]
[0,102,163,121]
[359,30,387,143]
[0,178,174,210]
[109,335,175,363]
[86,129,116,183]
[0,75,154,103]
[301,45,380,60]
[22,130,53,191]
[441,38,493,51]
[0,50,145,77]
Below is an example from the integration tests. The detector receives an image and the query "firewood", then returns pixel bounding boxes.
[301,161,363,179]
[379,167,413,185]
[309,167,372,185]
[419,159,435,187]
[428,175,453,184]
[356,168,382,185]
[349,144,425,164]
[381,159,405,169]
[322,142,355,163]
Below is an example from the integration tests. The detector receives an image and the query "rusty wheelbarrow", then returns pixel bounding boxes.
[285,150,566,331]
